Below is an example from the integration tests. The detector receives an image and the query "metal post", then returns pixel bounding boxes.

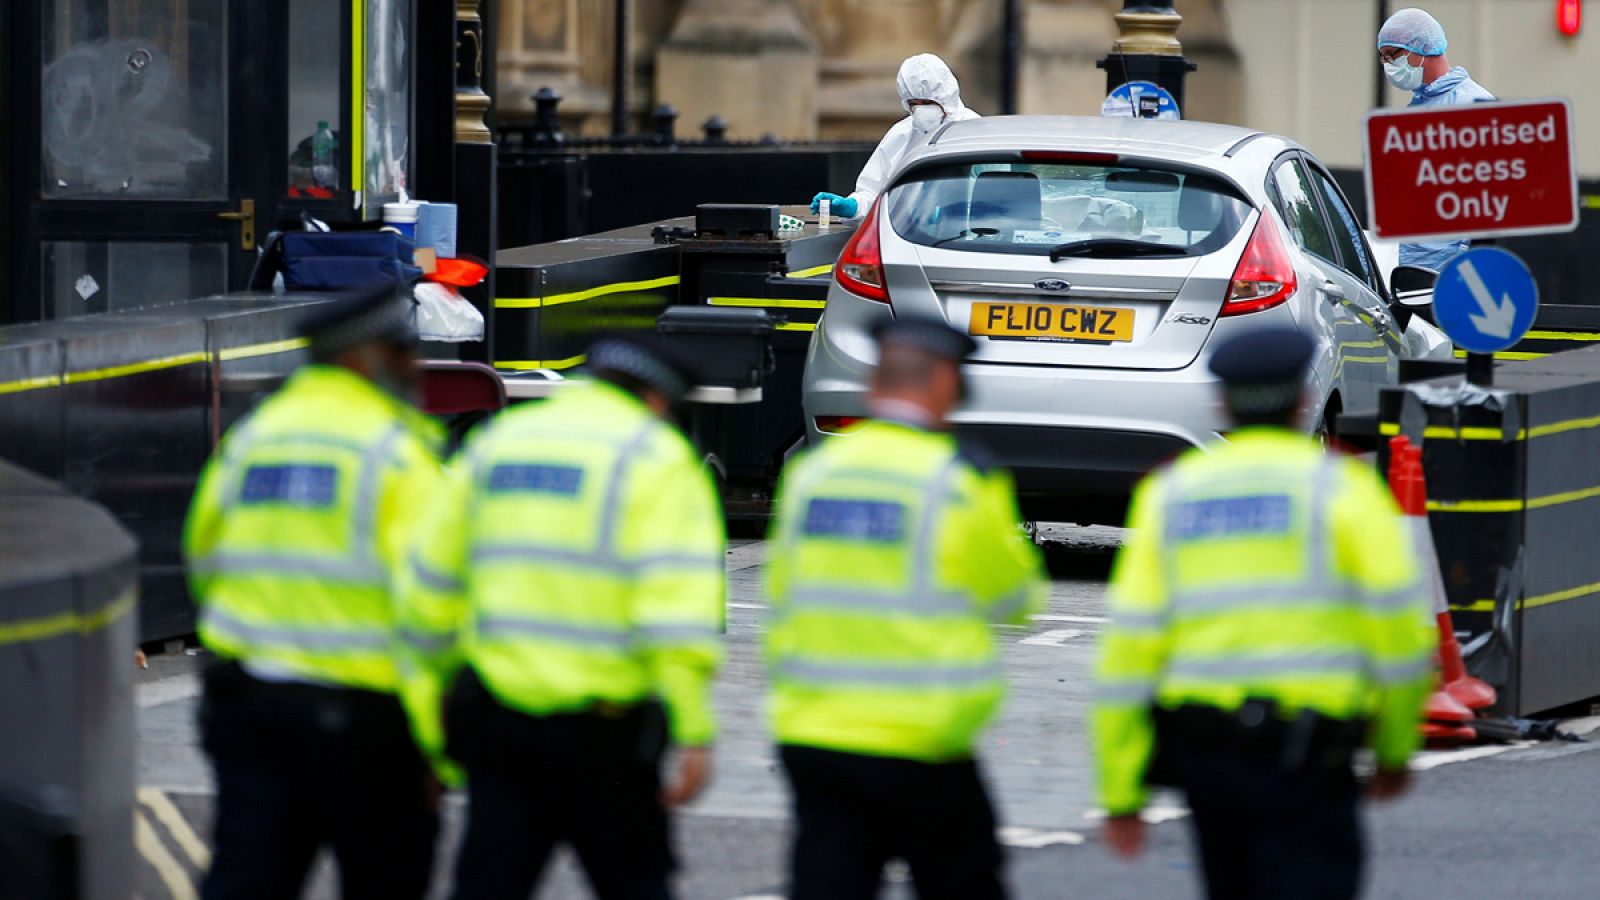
[1001,0,1021,115]
[455,0,497,363]
[1097,0,1196,115]
[1466,352,1494,387]
[532,86,565,147]
[1374,0,1392,110]
[611,0,631,138]
[654,104,679,146]
[455,0,493,143]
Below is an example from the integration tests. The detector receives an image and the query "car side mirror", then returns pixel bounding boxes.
[1391,265,1438,298]
[1389,265,1437,328]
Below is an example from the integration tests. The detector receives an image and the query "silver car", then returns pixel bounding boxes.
[801,115,1445,524]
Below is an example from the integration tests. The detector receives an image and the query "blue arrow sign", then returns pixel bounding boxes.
[1432,247,1539,355]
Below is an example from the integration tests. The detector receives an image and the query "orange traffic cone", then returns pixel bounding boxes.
[1387,436,1494,743]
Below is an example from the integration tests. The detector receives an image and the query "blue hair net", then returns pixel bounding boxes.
[1378,8,1448,56]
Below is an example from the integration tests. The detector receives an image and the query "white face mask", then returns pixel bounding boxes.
[910,105,945,134]
[1384,56,1424,91]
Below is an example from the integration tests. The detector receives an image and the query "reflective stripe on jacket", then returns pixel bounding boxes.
[398,379,726,760]
[764,420,1047,762]
[184,364,444,694]
[1091,428,1434,815]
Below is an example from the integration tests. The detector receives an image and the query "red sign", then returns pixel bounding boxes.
[1363,99,1577,242]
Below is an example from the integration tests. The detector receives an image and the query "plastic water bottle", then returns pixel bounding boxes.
[312,121,337,189]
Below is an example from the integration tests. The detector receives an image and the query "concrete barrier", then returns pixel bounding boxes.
[0,294,327,642]
[0,461,138,899]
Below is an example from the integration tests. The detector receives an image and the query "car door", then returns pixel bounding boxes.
[1304,158,1405,380]
[1266,155,1391,412]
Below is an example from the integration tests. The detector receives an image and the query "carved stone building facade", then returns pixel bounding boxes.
[497,1,1600,178]
[495,1,1243,141]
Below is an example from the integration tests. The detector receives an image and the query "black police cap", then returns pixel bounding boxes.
[587,333,702,404]
[871,315,977,362]
[1208,327,1315,385]
[296,283,416,356]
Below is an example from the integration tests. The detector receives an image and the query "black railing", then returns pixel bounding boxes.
[497,87,868,154]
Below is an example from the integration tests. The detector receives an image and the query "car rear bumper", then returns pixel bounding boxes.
[958,422,1197,494]
[803,315,1229,522]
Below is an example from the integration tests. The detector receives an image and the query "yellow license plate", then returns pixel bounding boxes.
[969,302,1135,343]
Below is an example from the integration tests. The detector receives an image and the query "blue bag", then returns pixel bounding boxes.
[279,232,423,291]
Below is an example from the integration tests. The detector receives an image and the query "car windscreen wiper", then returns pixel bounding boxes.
[1047,238,1188,262]
[929,227,1000,249]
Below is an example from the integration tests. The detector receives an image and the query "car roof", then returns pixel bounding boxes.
[925,115,1283,163]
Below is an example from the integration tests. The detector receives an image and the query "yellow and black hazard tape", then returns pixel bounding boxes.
[787,263,836,279]
[0,338,310,397]
[1454,577,1600,614]
[495,275,682,310]
[0,589,134,647]
[1379,409,1600,443]
[495,354,589,372]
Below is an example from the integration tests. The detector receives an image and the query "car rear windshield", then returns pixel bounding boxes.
[886,159,1252,258]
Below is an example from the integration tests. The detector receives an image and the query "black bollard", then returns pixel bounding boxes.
[531,86,566,147]
[653,103,679,146]
[703,115,728,144]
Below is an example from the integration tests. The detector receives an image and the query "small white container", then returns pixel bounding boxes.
[382,202,419,240]
[819,198,832,229]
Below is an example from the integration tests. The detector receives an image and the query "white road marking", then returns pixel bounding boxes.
[1411,715,1600,770]
[725,542,766,572]
[1411,744,1529,771]
[1084,805,1190,825]
[1020,628,1086,647]
[1031,614,1109,624]
[138,677,201,709]
[999,826,1086,848]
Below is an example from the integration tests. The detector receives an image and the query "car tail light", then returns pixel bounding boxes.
[1020,151,1119,165]
[1220,215,1298,317]
[835,199,890,304]
[814,415,865,433]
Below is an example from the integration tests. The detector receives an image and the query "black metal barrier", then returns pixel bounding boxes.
[1379,347,1600,715]
[0,461,138,899]
[0,295,329,642]
[495,208,855,513]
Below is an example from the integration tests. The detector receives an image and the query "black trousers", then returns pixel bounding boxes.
[779,744,1006,900]
[446,670,675,900]
[198,664,437,900]
[1164,739,1363,900]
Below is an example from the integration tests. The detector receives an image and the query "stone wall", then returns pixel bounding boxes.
[494,0,1243,140]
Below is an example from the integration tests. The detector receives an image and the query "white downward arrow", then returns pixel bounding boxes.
[1458,260,1517,339]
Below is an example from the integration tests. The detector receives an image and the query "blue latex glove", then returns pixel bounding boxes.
[811,192,858,218]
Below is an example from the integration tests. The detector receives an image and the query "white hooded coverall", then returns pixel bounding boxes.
[844,54,981,217]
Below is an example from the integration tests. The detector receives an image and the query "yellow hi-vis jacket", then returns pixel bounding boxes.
[764,419,1048,762]
[1091,428,1435,815]
[397,379,726,762]
[184,364,445,694]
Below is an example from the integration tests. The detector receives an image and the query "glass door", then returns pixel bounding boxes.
[5,0,293,322]
[6,0,416,324]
